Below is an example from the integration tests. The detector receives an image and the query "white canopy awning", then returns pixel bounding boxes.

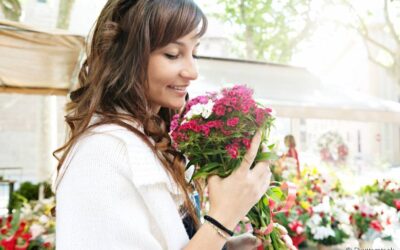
[189,57,400,123]
[0,20,85,95]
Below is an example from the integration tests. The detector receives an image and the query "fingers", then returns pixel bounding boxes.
[238,130,262,172]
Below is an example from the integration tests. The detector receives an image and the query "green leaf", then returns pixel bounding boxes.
[255,152,279,161]
[267,186,284,201]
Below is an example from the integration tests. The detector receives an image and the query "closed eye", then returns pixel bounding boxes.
[164,53,179,59]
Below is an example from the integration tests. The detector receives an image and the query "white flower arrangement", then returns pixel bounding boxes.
[306,197,350,245]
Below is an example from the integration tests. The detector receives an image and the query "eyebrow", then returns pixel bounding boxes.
[172,41,201,47]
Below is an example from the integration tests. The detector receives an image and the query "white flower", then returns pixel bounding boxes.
[333,208,350,224]
[184,100,214,120]
[30,223,45,239]
[313,196,331,214]
[386,182,398,191]
[39,215,49,224]
[312,226,336,240]
[309,214,322,226]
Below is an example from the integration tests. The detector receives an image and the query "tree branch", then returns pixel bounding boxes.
[362,39,391,70]
[384,0,400,46]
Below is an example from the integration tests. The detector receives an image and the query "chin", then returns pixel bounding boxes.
[162,101,185,110]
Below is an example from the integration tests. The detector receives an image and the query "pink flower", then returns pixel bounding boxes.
[226,117,239,127]
[255,108,266,125]
[170,114,180,131]
[214,105,226,116]
[226,144,239,159]
[242,138,251,149]
[201,125,210,136]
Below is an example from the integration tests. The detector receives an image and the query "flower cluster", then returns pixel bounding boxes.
[0,198,55,250]
[317,131,348,164]
[276,166,350,246]
[361,179,400,212]
[0,214,32,250]
[170,85,293,249]
[347,197,397,241]
[170,85,275,178]
[306,196,350,246]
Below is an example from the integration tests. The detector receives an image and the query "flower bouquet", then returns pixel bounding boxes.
[306,196,350,247]
[0,198,55,250]
[170,85,295,249]
[274,205,309,248]
[347,198,396,242]
[361,179,400,212]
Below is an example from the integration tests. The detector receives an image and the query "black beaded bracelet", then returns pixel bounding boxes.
[204,215,234,237]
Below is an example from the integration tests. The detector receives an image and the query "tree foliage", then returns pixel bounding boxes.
[326,0,400,86]
[215,0,317,63]
[0,0,21,21]
[57,0,76,29]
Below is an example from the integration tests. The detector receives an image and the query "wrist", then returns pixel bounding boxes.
[207,210,238,232]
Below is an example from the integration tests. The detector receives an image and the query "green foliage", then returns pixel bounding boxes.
[9,181,54,211]
[214,0,316,63]
[0,0,21,21]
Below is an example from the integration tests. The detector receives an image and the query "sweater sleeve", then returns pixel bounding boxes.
[56,127,189,250]
[55,133,169,249]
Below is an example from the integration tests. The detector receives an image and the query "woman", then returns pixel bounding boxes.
[284,134,300,178]
[54,0,273,249]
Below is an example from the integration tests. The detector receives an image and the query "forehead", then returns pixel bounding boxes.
[171,29,201,46]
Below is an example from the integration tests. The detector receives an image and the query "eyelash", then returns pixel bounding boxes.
[164,53,199,60]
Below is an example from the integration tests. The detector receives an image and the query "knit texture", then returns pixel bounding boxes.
[55,123,189,250]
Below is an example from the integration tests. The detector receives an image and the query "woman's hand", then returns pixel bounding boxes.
[225,233,261,250]
[207,130,272,230]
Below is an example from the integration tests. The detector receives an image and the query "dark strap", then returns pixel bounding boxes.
[204,215,234,237]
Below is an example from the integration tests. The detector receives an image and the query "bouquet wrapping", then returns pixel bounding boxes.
[170,85,295,249]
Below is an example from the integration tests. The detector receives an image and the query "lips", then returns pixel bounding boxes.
[168,85,188,91]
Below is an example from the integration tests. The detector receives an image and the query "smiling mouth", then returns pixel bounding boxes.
[168,85,188,91]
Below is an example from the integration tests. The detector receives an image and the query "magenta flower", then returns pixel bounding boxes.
[227,117,239,127]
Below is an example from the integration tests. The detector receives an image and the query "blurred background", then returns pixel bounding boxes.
[1,0,399,185]
[0,0,399,248]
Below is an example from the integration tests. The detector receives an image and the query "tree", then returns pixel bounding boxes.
[214,0,318,63]
[0,0,21,21]
[326,0,400,87]
[56,0,76,29]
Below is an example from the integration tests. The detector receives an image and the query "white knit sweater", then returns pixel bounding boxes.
[54,123,189,250]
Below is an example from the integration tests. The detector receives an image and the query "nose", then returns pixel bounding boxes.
[180,57,198,80]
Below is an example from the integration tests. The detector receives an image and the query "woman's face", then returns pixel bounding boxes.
[147,29,200,113]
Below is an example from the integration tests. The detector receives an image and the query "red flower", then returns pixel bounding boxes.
[225,144,239,159]
[370,220,383,232]
[354,205,359,210]
[43,242,52,248]
[288,221,304,235]
[226,117,239,127]
[242,138,251,149]
[361,212,367,218]
[1,236,17,250]
[214,105,226,116]
[393,199,400,210]
[255,108,266,125]
[291,235,306,248]
[268,199,276,209]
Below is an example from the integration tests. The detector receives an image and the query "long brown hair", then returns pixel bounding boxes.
[54,0,207,227]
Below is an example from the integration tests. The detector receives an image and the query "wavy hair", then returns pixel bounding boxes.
[54,0,207,227]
